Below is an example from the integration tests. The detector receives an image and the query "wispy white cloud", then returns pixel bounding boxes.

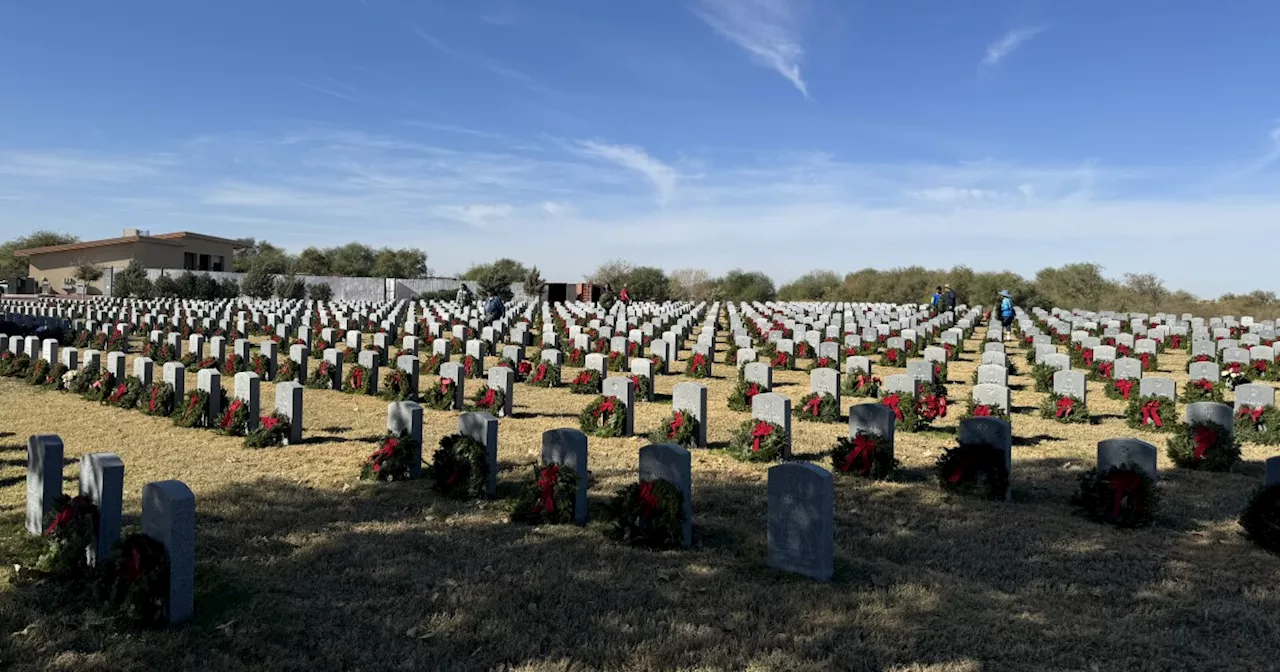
[574,140,679,204]
[403,121,505,140]
[0,151,173,182]
[983,26,1046,67]
[412,27,543,88]
[692,0,809,97]
[906,187,1001,204]
[291,76,359,102]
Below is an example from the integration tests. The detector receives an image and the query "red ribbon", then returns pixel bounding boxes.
[480,388,496,408]
[1055,396,1074,418]
[261,416,280,431]
[1097,362,1113,379]
[750,421,773,452]
[842,435,876,474]
[886,349,899,363]
[44,495,92,535]
[772,353,788,367]
[533,465,560,514]
[533,364,547,383]
[1254,360,1270,375]
[518,361,532,375]
[1140,400,1163,427]
[948,456,972,484]
[1114,379,1134,400]
[973,404,992,417]
[1192,426,1217,461]
[1238,406,1264,425]
[353,368,363,389]
[637,482,658,517]
[1171,335,1181,348]
[920,394,947,420]
[667,412,684,438]
[882,394,904,420]
[1107,472,1143,520]
[1140,353,1152,369]
[745,383,760,402]
[1082,349,1094,366]
[816,357,831,368]
[805,396,822,416]
[1194,379,1213,392]
[593,396,617,419]
[692,353,707,370]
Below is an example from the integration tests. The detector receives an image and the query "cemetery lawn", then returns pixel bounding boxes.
[3,330,1280,671]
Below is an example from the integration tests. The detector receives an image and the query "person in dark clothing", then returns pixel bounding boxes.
[945,284,957,310]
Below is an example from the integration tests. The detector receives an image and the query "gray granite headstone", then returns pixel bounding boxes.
[976,364,1007,386]
[751,393,792,458]
[844,355,871,376]
[439,362,466,410]
[289,344,309,384]
[162,362,185,400]
[849,403,895,446]
[396,354,421,397]
[959,417,1012,501]
[971,383,1010,414]
[458,412,499,497]
[672,382,708,447]
[141,479,196,624]
[197,369,221,424]
[486,366,515,417]
[132,357,154,388]
[629,358,654,401]
[233,372,261,432]
[1185,402,1233,433]
[1138,377,1175,401]
[274,382,304,444]
[542,428,589,524]
[1053,369,1087,401]
[638,443,692,548]
[1188,361,1219,382]
[743,362,773,391]
[881,374,918,400]
[387,401,424,479]
[1097,439,1157,481]
[1235,383,1275,412]
[601,376,636,436]
[1044,353,1071,372]
[1114,357,1142,381]
[26,435,63,534]
[767,463,834,582]
[809,368,841,409]
[357,349,381,395]
[1264,456,1280,486]
[79,452,124,566]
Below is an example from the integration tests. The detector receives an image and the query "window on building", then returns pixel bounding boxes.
[212,255,224,272]
[199,254,210,271]
[184,252,196,270]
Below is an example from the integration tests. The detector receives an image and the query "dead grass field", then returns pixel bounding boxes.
[2,326,1280,671]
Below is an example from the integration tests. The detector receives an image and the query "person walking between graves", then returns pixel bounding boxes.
[485,293,505,321]
[619,285,630,305]
[931,286,943,309]
[456,283,472,305]
[999,290,1015,340]
[945,284,957,311]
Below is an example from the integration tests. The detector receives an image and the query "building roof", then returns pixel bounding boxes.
[14,231,249,257]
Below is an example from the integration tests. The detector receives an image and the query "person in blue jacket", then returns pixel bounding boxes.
[999,290,1015,338]
[931,286,943,308]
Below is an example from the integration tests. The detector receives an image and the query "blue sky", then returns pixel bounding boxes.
[2,1,1279,296]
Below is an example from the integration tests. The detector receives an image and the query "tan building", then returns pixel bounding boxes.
[14,229,246,295]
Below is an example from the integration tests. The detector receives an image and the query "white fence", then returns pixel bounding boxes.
[142,269,526,303]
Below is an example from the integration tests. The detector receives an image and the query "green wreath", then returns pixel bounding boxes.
[67,363,98,394]
[4,353,31,379]
[41,362,69,390]
[35,494,97,576]
[1124,395,1177,433]
[509,464,579,525]
[1105,378,1138,401]
[930,360,950,383]
[361,431,421,481]
[26,358,51,386]
[140,382,175,417]
[830,432,896,480]
[380,368,415,401]
[244,412,292,449]
[881,392,923,433]
[95,532,168,625]
[569,369,602,394]
[461,354,482,379]
[1240,484,1280,554]
[567,348,586,367]
[1074,465,1159,528]
[727,376,764,411]
[216,397,251,436]
[842,373,881,399]
[248,354,271,379]
[608,350,629,372]
[423,353,444,376]
[529,361,561,388]
[579,395,628,437]
[1031,363,1057,392]
[342,363,374,395]
[806,356,838,372]
[105,377,145,409]
[469,385,506,415]
[879,348,905,368]
[222,354,246,375]
[648,410,699,448]
[306,360,337,390]
[174,389,210,428]
[1166,421,1240,471]
[628,373,651,401]
[84,369,116,403]
[795,392,840,423]
[936,441,1009,501]
[276,357,297,383]
[686,352,712,378]
[727,418,787,462]
[1235,405,1280,445]
[604,479,684,550]
[962,401,1008,423]
[427,434,489,498]
[1180,378,1224,403]
[421,377,458,411]
[649,353,666,373]
[1138,351,1159,373]
[1041,393,1089,424]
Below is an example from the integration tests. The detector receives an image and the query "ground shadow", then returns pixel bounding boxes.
[317,425,352,434]
[1012,434,1065,447]
[302,435,349,446]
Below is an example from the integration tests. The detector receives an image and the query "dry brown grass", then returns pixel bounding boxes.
[2,328,1280,671]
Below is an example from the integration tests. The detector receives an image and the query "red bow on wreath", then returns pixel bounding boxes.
[1238,406,1264,426]
[1140,400,1163,427]
[842,434,877,474]
[1254,360,1270,375]
[1194,379,1213,392]
[261,416,280,431]
[593,397,616,418]
[745,383,761,401]
[533,364,548,382]
[1171,335,1181,348]
[750,421,773,452]
[480,388,497,408]
[110,383,127,401]
[532,464,560,514]
[805,396,822,416]
[920,394,947,420]
[692,353,707,368]
[1228,362,1243,374]
[1055,397,1075,418]
[882,394,904,421]
[772,353,788,367]
[886,350,899,363]
[1097,362,1113,379]
[352,368,364,389]
[1140,353,1152,369]
[1106,471,1143,520]
[948,456,972,484]
[1082,349,1095,366]
[441,377,454,393]
[667,412,684,438]
[518,361,532,375]
[637,481,658,517]
[44,495,92,535]
[1114,379,1134,400]
[1192,426,1217,461]
[973,405,992,417]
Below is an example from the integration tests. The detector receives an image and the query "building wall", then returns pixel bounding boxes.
[25,238,238,295]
